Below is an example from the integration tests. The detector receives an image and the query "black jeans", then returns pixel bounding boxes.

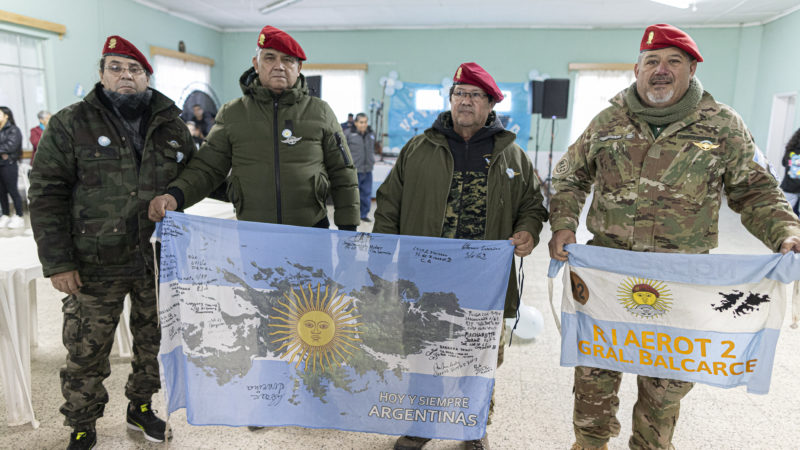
[0,162,23,216]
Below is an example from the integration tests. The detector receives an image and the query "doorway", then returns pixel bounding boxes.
[765,92,797,183]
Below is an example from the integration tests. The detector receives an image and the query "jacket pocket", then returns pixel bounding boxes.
[76,145,121,187]
[227,176,244,214]
[314,171,330,210]
[659,147,721,205]
[71,217,130,265]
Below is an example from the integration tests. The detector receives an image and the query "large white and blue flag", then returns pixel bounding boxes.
[548,244,800,394]
[154,212,513,440]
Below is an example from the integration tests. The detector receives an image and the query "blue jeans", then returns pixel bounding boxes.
[357,171,373,219]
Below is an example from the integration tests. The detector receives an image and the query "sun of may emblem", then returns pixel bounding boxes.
[270,283,363,373]
[616,278,673,318]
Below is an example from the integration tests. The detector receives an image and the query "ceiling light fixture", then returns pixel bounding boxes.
[650,0,695,9]
[259,0,302,15]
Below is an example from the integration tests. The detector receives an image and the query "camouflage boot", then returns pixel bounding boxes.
[570,443,608,450]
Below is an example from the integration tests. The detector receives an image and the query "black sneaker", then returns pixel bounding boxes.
[126,402,170,442]
[66,430,96,450]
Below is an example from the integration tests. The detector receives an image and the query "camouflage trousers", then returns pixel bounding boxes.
[60,276,161,428]
[573,366,693,450]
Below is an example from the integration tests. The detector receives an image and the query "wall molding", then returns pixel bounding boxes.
[150,45,215,66]
[0,10,66,38]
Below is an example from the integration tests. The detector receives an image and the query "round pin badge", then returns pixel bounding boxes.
[281,129,292,139]
[98,136,111,147]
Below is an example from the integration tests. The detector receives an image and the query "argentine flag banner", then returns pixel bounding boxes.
[548,244,800,394]
[154,212,513,440]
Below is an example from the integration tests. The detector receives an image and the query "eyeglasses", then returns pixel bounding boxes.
[104,64,146,76]
[452,89,488,100]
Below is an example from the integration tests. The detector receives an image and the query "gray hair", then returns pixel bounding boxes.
[37,110,50,120]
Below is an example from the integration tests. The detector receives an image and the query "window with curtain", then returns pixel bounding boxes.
[152,54,211,105]
[0,29,48,149]
[302,68,365,124]
[569,69,636,143]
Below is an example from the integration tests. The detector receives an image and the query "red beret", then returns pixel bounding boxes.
[257,26,306,61]
[453,62,503,103]
[632,284,660,298]
[102,35,153,74]
[640,24,703,62]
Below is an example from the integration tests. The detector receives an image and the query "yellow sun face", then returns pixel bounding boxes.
[616,277,672,318]
[298,310,335,347]
[632,291,657,306]
[270,283,363,373]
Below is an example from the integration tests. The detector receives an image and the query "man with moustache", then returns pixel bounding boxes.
[549,24,800,450]
[374,62,548,450]
[29,35,195,449]
[148,25,359,232]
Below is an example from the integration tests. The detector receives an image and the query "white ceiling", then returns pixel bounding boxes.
[134,0,800,32]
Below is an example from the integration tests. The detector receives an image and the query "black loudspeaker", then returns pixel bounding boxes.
[306,75,322,98]
[530,80,544,114]
[542,78,570,119]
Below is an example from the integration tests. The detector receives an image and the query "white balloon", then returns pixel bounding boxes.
[394,80,404,90]
[389,70,399,80]
[541,73,551,80]
[528,69,540,80]
[385,87,396,96]
[507,304,544,340]
[385,79,395,88]
[379,76,388,86]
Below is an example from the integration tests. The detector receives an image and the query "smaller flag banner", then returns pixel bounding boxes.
[548,244,800,394]
[155,212,514,440]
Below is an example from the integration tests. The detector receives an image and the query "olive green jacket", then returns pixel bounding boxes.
[29,84,195,279]
[170,69,359,227]
[374,116,548,317]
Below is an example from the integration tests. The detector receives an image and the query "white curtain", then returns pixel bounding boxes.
[302,69,365,123]
[152,54,211,105]
[569,70,636,143]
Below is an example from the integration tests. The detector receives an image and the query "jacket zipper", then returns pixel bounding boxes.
[273,99,282,224]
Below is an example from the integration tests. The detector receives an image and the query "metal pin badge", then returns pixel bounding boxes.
[281,129,292,139]
[98,136,111,147]
[176,151,184,163]
[168,140,180,148]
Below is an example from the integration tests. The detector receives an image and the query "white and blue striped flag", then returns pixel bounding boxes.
[548,244,800,394]
[154,212,513,440]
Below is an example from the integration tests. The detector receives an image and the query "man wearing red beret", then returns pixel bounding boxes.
[374,62,548,450]
[29,35,197,449]
[149,25,359,233]
[549,23,800,450]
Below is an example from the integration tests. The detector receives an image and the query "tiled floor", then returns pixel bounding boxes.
[1,200,798,449]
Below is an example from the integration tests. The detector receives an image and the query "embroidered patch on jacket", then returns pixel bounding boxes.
[282,136,302,145]
[554,157,570,176]
[167,140,180,148]
[692,140,720,151]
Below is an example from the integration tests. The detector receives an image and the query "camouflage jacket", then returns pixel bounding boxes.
[29,84,195,280]
[550,89,800,253]
[169,69,359,227]
[373,113,549,317]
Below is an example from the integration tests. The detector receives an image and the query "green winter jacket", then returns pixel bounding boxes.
[29,84,195,280]
[374,112,548,317]
[170,69,359,227]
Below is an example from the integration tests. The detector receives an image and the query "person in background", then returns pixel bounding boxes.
[346,112,376,222]
[0,106,24,229]
[341,112,355,134]
[30,109,51,163]
[781,127,800,216]
[192,104,215,138]
[185,120,204,149]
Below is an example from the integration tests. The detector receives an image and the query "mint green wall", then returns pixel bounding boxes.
[222,26,743,152]
[2,0,223,111]
[749,11,800,150]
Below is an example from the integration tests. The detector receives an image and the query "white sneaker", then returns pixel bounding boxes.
[0,215,10,228]
[7,216,24,229]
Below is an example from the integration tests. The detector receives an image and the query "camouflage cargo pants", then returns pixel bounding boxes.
[60,276,161,428]
[573,366,693,450]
